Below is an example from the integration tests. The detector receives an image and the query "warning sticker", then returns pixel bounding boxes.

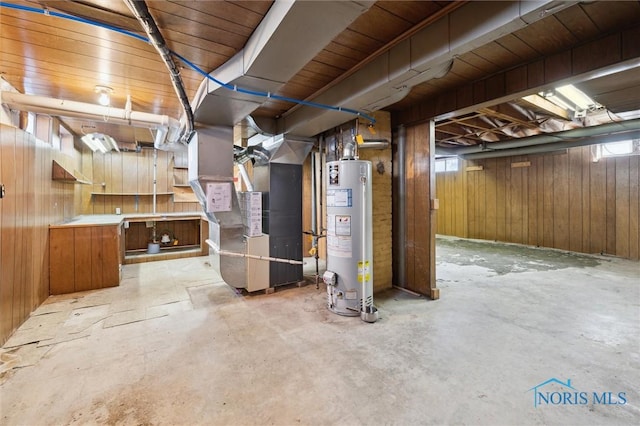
[327,235,352,258]
[335,215,351,236]
[357,260,371,283]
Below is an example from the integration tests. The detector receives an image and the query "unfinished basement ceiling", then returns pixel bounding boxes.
[1,1,639,150]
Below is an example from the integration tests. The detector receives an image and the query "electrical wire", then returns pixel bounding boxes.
[0,1,377,124]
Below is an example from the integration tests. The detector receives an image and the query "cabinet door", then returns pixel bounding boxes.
[50,228,75,295]
[91,227,105,289]
[101,225,121,288]
[74,227,93,292]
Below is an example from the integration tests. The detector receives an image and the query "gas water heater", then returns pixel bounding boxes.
[323,158,378,323]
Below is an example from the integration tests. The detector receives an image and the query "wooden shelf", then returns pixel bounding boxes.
[91,192,174,196]
[172,184,191,188]
[52,160,91,184]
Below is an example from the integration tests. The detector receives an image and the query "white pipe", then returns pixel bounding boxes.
[152,148,157,215]
[237,163,254,192]
[205,239,303,265]
[361,172,368,313]
[1,91,181,143]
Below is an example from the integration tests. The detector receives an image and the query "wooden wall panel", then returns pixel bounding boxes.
[404,126,416,288]
[569,148,583,252]
[605,158,617,255]
[84,150,200,215]
[590,156,607,254]
[358,137,393,292]
[1,124,79,345]
[629,156,639,260]
[553,153,570,251]
[401,121,437,297]
[434,145,640,260]
[615,157,631,258]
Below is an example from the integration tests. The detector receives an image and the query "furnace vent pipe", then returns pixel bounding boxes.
[358,139,390,150]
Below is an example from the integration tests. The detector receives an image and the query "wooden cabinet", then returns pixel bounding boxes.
[49,218,124,295]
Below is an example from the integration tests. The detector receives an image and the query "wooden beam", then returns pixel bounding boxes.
[520,95,571,120]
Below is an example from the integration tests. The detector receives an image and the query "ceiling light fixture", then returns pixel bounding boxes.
[555,84,596,110]
[94,85,114,106]
[81,132,120,153]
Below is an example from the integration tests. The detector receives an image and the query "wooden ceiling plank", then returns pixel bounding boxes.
[346,4,415,44]
[323,41,369,63]
[494,33,541,61]
[332,29,384,55]
[145,9,255,50]
[0,25,160,67]
[580,1,640,32]
[375,1,444,24]
[553,4,601,42]
[472,41,523,69]
[313,50,360,73]
[0,6,149,46]
[456,52,502,74]
[37,0,139,31]
[148,1,263,36]
[511,16,578,56]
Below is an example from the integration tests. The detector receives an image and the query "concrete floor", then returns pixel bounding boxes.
[1,237,638,425]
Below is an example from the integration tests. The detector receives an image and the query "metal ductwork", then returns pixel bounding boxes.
[277,0,568,137]
[191,0,374,127]
[188,126,313,290]
[0,91,182,148]
[436,118,640,159]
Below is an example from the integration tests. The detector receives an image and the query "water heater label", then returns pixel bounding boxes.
[327,189,352,207]
[327,236,352,258]
[335,215,351,236]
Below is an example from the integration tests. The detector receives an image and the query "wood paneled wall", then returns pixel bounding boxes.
[436,147,640,260]
[0,123,79,345]
[83,149,201,214]
[398,122,438,298]
[356,146,394,292]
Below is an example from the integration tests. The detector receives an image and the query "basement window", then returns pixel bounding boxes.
[601,140,639,157]
[435,157,459,173]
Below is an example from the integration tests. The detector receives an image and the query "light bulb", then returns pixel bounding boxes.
[98,91,110,106]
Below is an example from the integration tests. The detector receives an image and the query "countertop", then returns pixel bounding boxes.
[50,212,206,228]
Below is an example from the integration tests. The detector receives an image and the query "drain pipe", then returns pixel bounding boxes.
[1,91,180,132]
[124,0,195,144]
